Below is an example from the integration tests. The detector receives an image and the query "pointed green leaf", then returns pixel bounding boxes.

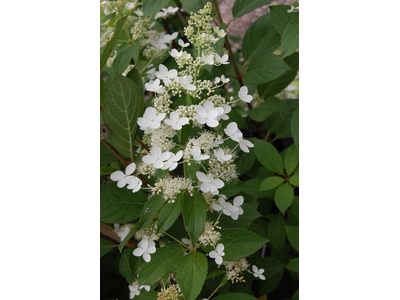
[177,252,208,300]
[258,268,284,295]
[103,73,144,158]
[142,0,170,17]
[235,148,255,174]
[139,194,166,229]
[220,228,269,261]
[243,13,280,63]
[248,96,287,122]
[213,293,259,300]
[291,107,299,145]
[157,192,184,233]
[270,5,299,35]
[119,247,138,283]
[232,0,273,18]
[289,174,299,187]
[268,214,286,250]
[127,64,144,97]
[274,183,294,214]
[252,138,284,174]
[182,191,207,244]
[285,257,299,273]
[284,143,299,176]
[281,17,299,58]
[100,183,147,223]
[100,238,116,257]
[138,244,185,285]
[245,54,290,84]
[260,176,285,191]
[286,225,299,252]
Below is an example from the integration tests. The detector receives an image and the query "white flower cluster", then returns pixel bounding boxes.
[132,223,162,262]
[152,177,194,202]
[198,221,221,247]
[222,258,250,283]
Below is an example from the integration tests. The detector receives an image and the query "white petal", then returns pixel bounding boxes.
[195,114,206,124]
[215,255,223,265]
[137,117,151,127]
[153,160,164,169]
[234,196,244,207]
[252,265,258,273]
[147,245,156,254]
[196,171,208,182]
[259,274,266,280]
[178,117,189,126]
[125,163,136,175]
[209,251,217,258]
[216,244,224,253]
[239,143,250,153]
[230,212,238,220]
[110,171,124,181]
[212,179,224,189]
[142,154,156,164]
[117,177,129,188]
[212,204,223,211]
[200,182,210,193]
[206,118,219,128]
[143,252,151,262]
[132,248,144,257]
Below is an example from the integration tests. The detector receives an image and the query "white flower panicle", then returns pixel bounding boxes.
[198,221,221,247]
[223,258,250,283]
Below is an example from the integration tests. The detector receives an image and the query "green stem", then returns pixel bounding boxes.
[207,282,222,300]
[164,231,188,248]
[140,57,155,75]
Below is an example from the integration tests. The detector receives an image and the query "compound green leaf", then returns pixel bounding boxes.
[156,192,184,233]
[252,138,284,174]
[260,176,285,191]
[142,0,170,17]
[182,191,207,244]
[284,143,299,176]
[245,54,290,85]
[177,252,208,300]
[285,257,299,273]
[103,73,144,158]
[281,17,299,58]
[232,0,273,19]
[274,183,294,214]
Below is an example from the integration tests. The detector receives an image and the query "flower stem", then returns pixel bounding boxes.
[163,231,188,248]
[207,282,222,300]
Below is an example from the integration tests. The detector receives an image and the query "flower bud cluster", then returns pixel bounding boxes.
[100,27,114,47]
[157,283,183,300]
[151,177,194,202]
[198,221,221,247]
[222,258,250,283]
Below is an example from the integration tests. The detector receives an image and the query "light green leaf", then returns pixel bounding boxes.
[268,214,286,250]
[100,184,146,223]
[142,0,170,17]
[177,252,208,300]
[100,238,116,257]
[286,225,299,252]
[270,5,299,35]
[219,228,269,261]
[248,96,287,122]
[251,138,284,174]
[251,257,284,279]
[289,174,299,187]
[245,54,290,85]
[242,13,280,63]
[258,52,299,99]
[284,143,299,176]
[103,73,144,159]
[285,257,299,273]
[157,192,184,233]
[213,293,259,300]
[260,176,285,191]
[232,0,273,18]
[139,194,165,229]
[100,15,128,72]
[138,244,185,286]
[291,107,299,145]
[119,247,138,283]
[182,191,207,244]
[274,183,294,214]
[281,17,299,58]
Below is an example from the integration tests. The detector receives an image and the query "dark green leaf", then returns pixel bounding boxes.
[286,225,299,252]
[285,257,299,273]
[100,15,128,71]
[118,221,141,252]
[242,13,280,63]
[134,292,159,299]
[260,176,285,191]
[289,174,299,187]
[274,183,294,214]
[268,214,286,250]
[103,73,144,158]
[142,0,170,17]
[258,268,284,295]
[258,52,299,99]
[119,247,138,283]
[248,96,287,122]
[219,179,244,198]
[292,289,299,300]
[251,257,284,279]
[245,54,290,84]
[157,192,184,233]
[220,228,268,261]
[213,293,258,300]
[114,43,141,74]
[138,244,185,285]
[291,107,299,145]
[177,122,193,143]
[100,165,119,176]
[177,252,208,300]
[182,191,207,244]
[270,5,299,35]
[100,184,146,223]
[206,270,226,279]
[251,138,284,174]
[235,149,256,174]
[281,17,299,58]
[100,238,116,257]
[242,178,265,197]
[127,64,144,97]
[284,143,299,176]
[139,194,165,229]
[232,0,273,18]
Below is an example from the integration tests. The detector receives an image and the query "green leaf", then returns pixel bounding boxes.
[270,5,299,35]
[258,268,284,295]
[100,165,118,176]
[232,0,273,18]
[142,0,170,17]
[213,293,259,300]
[292,289,299,300]
[268,214,286,250]
[251,257,284,279]
[118,221,141,252]
[248,96,287,122]
[127,64,144,97]
[177,122,192,143]
[100,184,146,223]
[157,192,184,233]
[217,203,261,230]
[181,0,217,14]
[258,52,299,99]
[103,73,144,158]
[284,143,299,176]
[134,292,159,299]
[219,179,244,198]
[252,138,284,174]
[138,244,185,285]
[260,176,285,191]
[139,194,165,229]
[100,77,106,106]
[274,183,294,214]
[289,174,299,187]
[281,17,299,58]
[206,270,226,279]
[182,191,207,244]
[119,247,138,283]
[177,252,208,300]
[242,13,280,63]
[286,225,299,252]
[100,15,128,72]
[219,228,268,261]
[235,149,256,175]
[100,142,117,166]
[291,107,299,146]
[100,238,116,257]
[285,257,299,273]
[245,54,290,85]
